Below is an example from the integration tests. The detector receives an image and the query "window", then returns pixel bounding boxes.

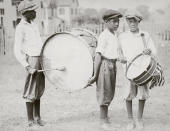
[0,8,4,15]
[59,8,65,15]
[11,0,23,6]
[71,8,73,15]
[0,17,3,26]
[41,1,43,8]
[16,9,20,17]
[75,9,77,15]
[13,20,16,28]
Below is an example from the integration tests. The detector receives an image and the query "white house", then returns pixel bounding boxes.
[47,0,79,25]
[0,0,22,38]
[0,0,79,38]
[0,0,48,37]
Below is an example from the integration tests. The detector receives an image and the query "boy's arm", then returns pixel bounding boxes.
[88,52,102,84]
[147,36,157,56]
[14,27,29,67]
[84,33,104,88]
[142,33,157,56]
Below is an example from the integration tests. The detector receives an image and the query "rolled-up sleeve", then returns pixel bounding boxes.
[14,26,29,67]
[95,34,105,55]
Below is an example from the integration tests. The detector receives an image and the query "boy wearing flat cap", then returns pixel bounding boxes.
[119,10,157,130]
[14,0,45,127]
[88,9,122,130]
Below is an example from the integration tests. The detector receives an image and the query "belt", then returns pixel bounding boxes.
[102,56,117,63]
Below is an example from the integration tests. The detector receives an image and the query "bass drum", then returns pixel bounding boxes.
[40,32,93,91]
[70,28,98,59]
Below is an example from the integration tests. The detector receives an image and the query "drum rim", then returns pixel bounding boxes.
[71,28,98,40]
[126,53,158,86]
[40,32,66,58]
[134,58,157,86]
[40,32,88,70]
[70,28,98,60]
[39,32,69,89]
[126,53,152,79]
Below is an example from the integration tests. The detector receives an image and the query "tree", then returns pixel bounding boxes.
[98,8,107,22]
[98,8,107,16]
[84,8,99,18]
[118,8,127,15]
[72,8,101,25]
[136,5,150,21]
[156,9,165,15]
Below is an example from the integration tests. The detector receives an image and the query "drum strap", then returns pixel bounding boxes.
[141,33,147,49]
[116,33,128,69]
[141,33,165,87]
[116,33,125,58]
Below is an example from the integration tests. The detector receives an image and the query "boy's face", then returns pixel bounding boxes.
[105,17,120,31]
[126,18,139,32]
[23,10,36,22]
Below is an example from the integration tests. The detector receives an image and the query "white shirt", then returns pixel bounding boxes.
[96,29,119,59]
[119,30,157,62]
[14,19,43,67]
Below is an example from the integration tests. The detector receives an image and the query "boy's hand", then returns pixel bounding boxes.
[117,57,127,64]
[26,66,37,74]
[88,75,97,84]
[84,75,97,89]
[143,49,152,55]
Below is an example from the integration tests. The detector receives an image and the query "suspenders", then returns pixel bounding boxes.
[140,33,147,49]
[116,32,148,59]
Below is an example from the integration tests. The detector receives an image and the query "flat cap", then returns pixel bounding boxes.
[18,0,39,14]
[102,9,122,21]
[125,9,143,21]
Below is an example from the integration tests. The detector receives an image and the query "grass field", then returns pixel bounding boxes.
[0,39,170,131]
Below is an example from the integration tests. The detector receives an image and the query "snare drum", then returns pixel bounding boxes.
[126,54,164,86]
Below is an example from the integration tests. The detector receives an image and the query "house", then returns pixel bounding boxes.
[0,0,48,38]
[47,0,79,25]
[0,0,79,38]
[0,0,23,39]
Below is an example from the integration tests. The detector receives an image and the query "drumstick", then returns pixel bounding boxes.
[37,66,66,72]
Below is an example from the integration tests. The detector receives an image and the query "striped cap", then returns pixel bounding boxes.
[125,9,143,21]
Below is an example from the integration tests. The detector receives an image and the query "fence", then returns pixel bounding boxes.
[0,26,6,55]
[55,22,170,42]
[0,22,170,56]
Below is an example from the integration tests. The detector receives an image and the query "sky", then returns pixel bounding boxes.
[78,0,170,11]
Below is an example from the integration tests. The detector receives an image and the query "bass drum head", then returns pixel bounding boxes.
[41,33,93,91]
[70,28,97,58]
[126,54,151,80]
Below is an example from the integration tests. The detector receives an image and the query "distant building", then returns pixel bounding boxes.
[0,0,24,38]
[0,0,79,39]
[47,0,80,24]
[0,0,46,36]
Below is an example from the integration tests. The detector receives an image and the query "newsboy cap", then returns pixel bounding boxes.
[102,9,123,21]
[18,0,39,14]
[125,9,143,21]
